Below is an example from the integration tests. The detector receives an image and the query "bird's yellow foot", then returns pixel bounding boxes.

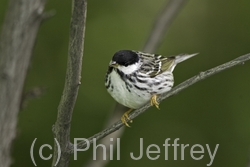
[121,108,133,127]
[150,94,160,109]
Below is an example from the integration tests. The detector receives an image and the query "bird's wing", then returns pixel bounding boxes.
[137,51,175,77]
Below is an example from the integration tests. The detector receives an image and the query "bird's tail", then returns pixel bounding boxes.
[174,53,198,64]
[169,53,198,72]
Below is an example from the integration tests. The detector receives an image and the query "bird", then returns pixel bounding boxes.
[105,50,197,127]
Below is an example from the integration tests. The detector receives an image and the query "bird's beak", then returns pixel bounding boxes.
[109,61,119,68]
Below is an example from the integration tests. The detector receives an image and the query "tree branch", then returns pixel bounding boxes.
[143,0,188,52]
[70,53,250,153]
[51,0,87,167]
[0,0,46,167]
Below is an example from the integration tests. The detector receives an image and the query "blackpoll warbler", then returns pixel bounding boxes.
[105,50,197,127]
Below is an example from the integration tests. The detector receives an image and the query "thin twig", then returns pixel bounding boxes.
[69,53,250,153]
[51,0,87,167]
[143,0,188,52]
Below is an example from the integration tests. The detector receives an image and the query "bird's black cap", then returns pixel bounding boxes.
[112,50,139,67]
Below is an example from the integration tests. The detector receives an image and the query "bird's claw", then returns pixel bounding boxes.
[151,94,160,110]
[121,108,133,127]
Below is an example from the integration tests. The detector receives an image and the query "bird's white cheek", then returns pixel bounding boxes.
[118,63,139,75]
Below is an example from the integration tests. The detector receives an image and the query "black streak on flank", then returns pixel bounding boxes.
[134,85,147,91]
[136,77,148,84]
[105,78,111,89]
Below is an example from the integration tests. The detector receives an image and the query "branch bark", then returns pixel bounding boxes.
[0,0,46,167]
[51,0,87,167]
[70,53,250,153]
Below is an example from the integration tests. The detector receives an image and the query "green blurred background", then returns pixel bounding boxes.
[1,0,250,166]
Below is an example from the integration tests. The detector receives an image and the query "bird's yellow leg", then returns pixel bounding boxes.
[121,108,133,127]
[150,94,160,110]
